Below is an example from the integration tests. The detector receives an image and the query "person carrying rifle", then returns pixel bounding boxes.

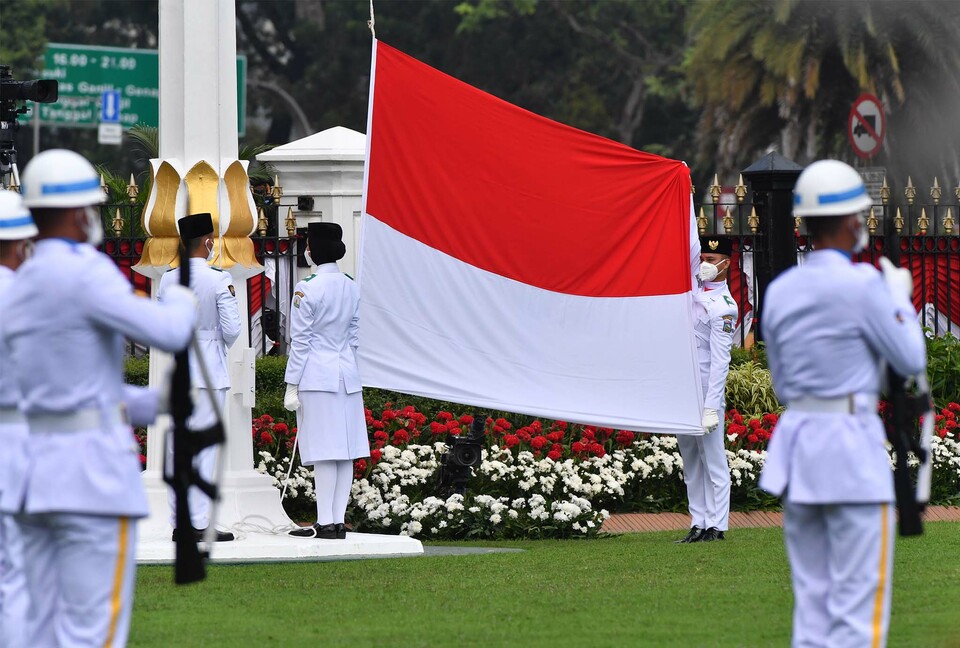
[759,159,926,647]
[0,150,196,647]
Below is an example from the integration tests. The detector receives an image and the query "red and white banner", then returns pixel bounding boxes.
[358,40,702,434]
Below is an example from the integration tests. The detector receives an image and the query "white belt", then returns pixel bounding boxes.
[788,394,878,415]
[27,406,129,433]
[195,329,221,341]
[0,407,25,425]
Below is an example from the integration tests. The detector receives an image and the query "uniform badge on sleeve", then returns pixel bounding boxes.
[293,290,305,309]
[895,311,904,323]
[228,284,236,297]
[721,314,734,333]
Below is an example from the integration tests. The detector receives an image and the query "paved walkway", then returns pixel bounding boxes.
[602,506,960,534]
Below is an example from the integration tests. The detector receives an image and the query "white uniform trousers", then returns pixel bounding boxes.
[17,513,138,648]
[166,388,225,529]
[784,501,894,648]
[676,407,731,530]
[1,514,27,648]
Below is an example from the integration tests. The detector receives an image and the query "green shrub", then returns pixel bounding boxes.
[926,333,960,408]
[729,342,767,369]
[125,356,150,386]
[724,361,781,417]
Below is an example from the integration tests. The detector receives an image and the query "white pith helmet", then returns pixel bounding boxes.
[21,149,105,209]
[793,159,873,217]
[0,190,38,240]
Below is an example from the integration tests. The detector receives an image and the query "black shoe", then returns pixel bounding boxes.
[288,523,339,539]
[675,526,704,544]
[700,527,726,542]
[335,523,347,540]
[172,527,235,542]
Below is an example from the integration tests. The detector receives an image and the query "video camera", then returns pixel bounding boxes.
[436,415,486,497]
[0,65,59,186]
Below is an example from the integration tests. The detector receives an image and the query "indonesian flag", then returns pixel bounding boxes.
[358,41,702,434]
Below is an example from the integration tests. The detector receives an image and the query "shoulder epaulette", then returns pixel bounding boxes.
[304,273,317,282]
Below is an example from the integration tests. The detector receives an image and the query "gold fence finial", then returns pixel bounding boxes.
[722,206,734,233]
[955,181,960,203]
[944,207,955,235]
[931,177,942,204]
[905,176,916,205]
[709,173,721,204]
[271,175,283,201]
[880,177,890,204]
[100,174,109,201]
[894,207,904,234]
[126,173,139,204]
[257,206,268,237]
[918,207,929,234]
[734,174,746,203]
[748,206,759,233]
[285,206,297,237]
[111,208,124,237]
[866,207,878,234]
[696,206,707,235]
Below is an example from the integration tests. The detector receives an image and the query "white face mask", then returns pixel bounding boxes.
[851,214,869,254]
[304,247,315,267]
[82,206,103,247]
[205,239,215,263]
[18,240,34,262]
[699,258,728,282]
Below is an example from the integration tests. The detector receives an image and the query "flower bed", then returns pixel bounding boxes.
[246,402,960,540]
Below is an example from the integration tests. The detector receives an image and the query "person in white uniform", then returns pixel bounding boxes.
[676,235,737,543]
[159,212,241,542]
[759,159,926,648]
[284,222,369,539]
[0,191,38,648]
[0,149,197,648]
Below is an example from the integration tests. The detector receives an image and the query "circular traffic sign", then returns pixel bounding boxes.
[848,93,885,159]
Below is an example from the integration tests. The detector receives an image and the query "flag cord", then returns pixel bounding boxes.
[368,0,376,38]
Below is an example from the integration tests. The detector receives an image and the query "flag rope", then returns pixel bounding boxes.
[368,0,376,38]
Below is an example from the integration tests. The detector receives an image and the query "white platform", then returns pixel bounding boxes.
[137,529,424,564]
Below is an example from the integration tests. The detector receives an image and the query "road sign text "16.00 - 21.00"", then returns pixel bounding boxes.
[39,43,246,135]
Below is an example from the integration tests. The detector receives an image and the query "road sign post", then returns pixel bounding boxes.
[848,93,885,159]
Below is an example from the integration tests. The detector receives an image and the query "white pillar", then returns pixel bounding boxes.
[136,0,290,537]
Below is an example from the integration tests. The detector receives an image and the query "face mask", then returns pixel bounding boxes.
[205,239,215,263]
[851,214,869,254]
[304,247,315,267]
[699,259,727,282]
[81,206,103,247]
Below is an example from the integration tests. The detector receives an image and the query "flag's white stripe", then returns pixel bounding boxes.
[358,216,704,434]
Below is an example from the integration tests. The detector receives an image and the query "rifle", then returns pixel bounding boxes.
[162,248,228,584]
[884,367,934,537]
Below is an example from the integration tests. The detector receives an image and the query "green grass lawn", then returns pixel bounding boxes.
[131,523,960,647]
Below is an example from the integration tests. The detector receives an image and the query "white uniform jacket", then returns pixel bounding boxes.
[695,281,738,410]
[158,258,240,390]
[0,239,195,517]
[759,250,926,503]
[0,266,28,500]
[284,263,362,393]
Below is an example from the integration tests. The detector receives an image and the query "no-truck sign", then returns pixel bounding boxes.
[848,93,885,159]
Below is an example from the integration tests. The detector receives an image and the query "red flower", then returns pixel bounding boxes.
[946,419,957,430]
[353,459,367,478]
[615,430,636,446]
[571,441,585,454]
[381,409,397,422]
[436,411,453,422]
[260,431,274,445]
[370,448,382,464]
[273,422,289,436]
[504,434,520,448]
[762,413,778,426]
[493,425,504,434]
[495,418,512,430]
[459,414,474,425]
[530,436,549,451]
[446,420,462,434]
[733,412,744,425]
[589,443,605,458]
[749,419,762,430]
[748,434,759,443]
[372,420,385,431]
[556,421,568,431]
[138,453,147,466]
[546,431,565,443]
[430,421,446,435]
[374,430,388,442]
[392,430,410,445]
[400,405,415,417]
[547,449,562,461]
[259,414,274,424]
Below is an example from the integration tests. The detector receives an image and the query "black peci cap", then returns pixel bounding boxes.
[178,212,214,241]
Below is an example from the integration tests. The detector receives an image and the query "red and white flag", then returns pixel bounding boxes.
[358,41,702,434]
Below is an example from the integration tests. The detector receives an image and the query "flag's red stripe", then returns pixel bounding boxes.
[366,41,691,298]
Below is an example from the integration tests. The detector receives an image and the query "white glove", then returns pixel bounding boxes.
[702,408,720,434]
[879,257,913,301]
[283,383,301,412]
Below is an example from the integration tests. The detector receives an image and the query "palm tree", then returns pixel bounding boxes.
[685,0,960,183]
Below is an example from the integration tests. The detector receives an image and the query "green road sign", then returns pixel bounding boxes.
[38,43,247,136]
